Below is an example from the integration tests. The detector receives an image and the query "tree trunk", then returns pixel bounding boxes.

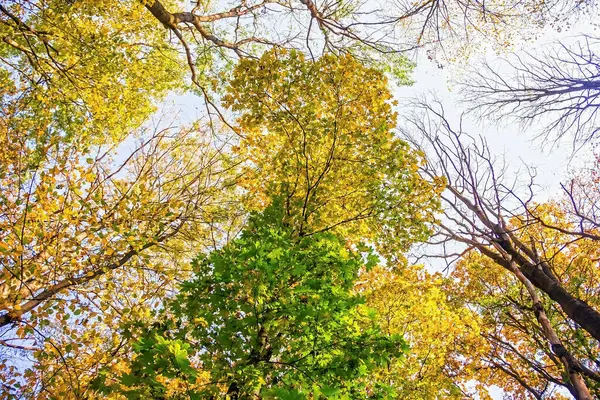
[509,260,593,400]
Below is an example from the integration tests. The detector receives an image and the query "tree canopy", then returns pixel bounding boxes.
[1,1,600,399]
[103,204,407,399]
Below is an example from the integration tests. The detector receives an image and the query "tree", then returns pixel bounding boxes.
[0,1,183,145]
[0,121,235,398]
[402,101,600,399]
[451,247,600,399]
[105,204,407,399]
[461,35,600,147]
[7,1,593,397]
[0,3,245,392]
[0,43,444,398]
[357,265,486,399]
[84,50,446,399]
[223,49,442,260]
[95,51,447,399]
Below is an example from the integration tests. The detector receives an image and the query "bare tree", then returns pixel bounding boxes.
[401,100,600,399]
[526,167,600,242]
[461,35,600,147]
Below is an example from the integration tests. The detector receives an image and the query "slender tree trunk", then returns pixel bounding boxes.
[450,187,600,343]
[518,258,600,343]
[480,238,600,343]
[225,325,270,398]
[508,260,592,400]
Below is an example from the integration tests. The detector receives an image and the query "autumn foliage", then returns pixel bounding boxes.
[1,1,599,399]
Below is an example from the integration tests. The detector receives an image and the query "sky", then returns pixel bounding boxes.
[396,36,596,197]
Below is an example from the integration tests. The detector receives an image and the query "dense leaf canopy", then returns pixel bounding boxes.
[106,205,407,399]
